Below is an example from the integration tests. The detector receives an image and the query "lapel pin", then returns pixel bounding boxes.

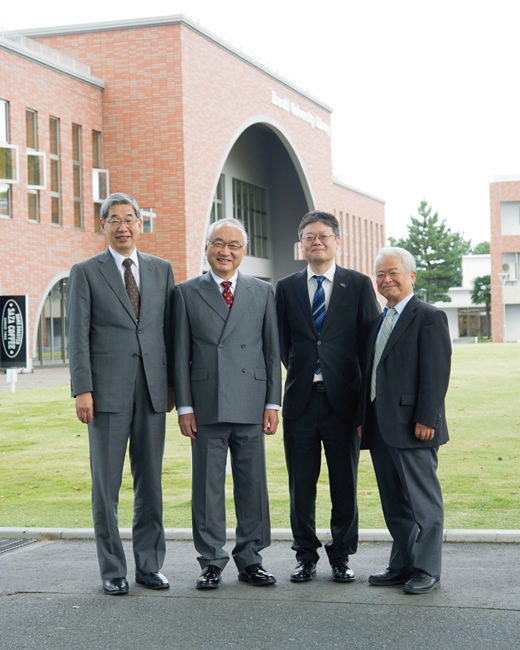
[340,283,347,288]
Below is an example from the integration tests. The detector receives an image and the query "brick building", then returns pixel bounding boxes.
[0,16,385,367]
[490,176,520,342]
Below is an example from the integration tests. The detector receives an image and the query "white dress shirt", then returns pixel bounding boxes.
[108,246,141,291]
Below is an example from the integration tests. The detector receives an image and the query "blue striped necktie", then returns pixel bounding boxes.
[370,307,396,401]
[312,275,326,374]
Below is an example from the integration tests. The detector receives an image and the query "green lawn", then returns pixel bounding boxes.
[0,343,519,530]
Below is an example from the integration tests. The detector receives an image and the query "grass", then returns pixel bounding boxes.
[0,343,519,530]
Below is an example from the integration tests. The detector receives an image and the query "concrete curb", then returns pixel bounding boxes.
[1,527,519,543]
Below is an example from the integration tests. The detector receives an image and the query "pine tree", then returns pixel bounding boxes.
[389,200,472,303]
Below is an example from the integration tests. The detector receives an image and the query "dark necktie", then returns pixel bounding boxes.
[122,258,140,320]
[312,275,326,374]
[221,281,234,308]
[370,307,396,401]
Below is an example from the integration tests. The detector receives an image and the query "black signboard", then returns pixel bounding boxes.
[1,295,28,368]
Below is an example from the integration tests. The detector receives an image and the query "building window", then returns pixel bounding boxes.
[49,117,61,225]
[0,183,11,217]
[233,179,268,258]
[92,130,108,231]
[344,213,350,268]
[141,207,156,233]
[35,278,68,365]
[0,100,19,197]
[26,108,37,149]
[210,175,224,223]
[92,130,102,168]
[28,189,39,221]
[26,109,45,222]
[72,124,82,229]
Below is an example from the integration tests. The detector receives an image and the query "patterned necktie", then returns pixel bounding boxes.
[221,281,234,308]
[370,307,396,401]
[312,275,326,374]
[122,258,140,320]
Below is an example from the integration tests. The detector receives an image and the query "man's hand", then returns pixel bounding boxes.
[415,422,435,441]
[356,425,362,440]
[179,413,198,440]
[75,392,94,424]
[263,409,278,435]
[167,386,175,412]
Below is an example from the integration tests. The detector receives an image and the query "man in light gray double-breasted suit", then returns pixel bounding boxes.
[173,218,281,590]
[67,192,175,596]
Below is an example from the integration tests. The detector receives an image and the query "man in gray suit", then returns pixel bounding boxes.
[359,247,451,595]
[67,192,175,596]
[173,218,281,589]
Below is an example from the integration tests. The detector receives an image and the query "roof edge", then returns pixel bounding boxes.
[14,14,332,112]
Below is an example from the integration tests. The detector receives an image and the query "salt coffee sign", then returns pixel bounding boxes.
[1,296,28,368]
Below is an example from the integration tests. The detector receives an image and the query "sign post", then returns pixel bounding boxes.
[1,295,29,392]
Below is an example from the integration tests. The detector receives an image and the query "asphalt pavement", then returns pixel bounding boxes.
[1,536,520,649]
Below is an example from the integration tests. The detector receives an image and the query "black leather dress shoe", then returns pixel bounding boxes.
[103,577,129,595]
[368,567,412,586]
[330,558,356,582]
[135,571,170,590]
[196,565,222,590]
[290,560,316,582]
[403,569,440,594]
[238,564,276,586]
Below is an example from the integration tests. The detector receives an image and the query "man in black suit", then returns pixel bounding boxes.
[275,210,380,583]
[359,246,451,595]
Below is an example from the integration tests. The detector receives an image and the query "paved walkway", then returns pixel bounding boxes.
[1,537,519,649]
[0,365,70,392]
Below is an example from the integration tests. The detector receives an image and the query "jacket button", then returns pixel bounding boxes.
[241,344,246,348]
[317,340,321,345]
[242,368,246,373]
[218,344,224,348]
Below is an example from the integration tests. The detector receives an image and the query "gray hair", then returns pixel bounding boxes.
[374,246,416,274]
[100,192,141,222]
[206,218,248,246]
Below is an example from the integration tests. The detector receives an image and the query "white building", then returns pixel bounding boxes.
[434,254,490,341]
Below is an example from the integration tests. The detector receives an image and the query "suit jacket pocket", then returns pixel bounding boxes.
[400,393,416,406]
[191,368,208,381]
[254,368,267,381]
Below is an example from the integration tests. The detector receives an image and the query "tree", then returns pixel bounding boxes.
[389,200,472,303]
[472,241,490,254]
[471,274,491,338]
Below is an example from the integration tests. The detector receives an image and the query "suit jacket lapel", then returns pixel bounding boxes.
[220,272,254,343]
[321,267,349,334]
[137,252,152,323]
[195,272,230,322]
[293,269,316,334]
[379,295,418,363]
[97,248,136,321]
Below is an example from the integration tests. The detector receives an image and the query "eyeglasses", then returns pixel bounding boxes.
[207,239,244,251]
[105,218,139,228]
[301,234,337,244]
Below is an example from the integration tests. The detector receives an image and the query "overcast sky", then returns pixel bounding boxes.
[3,0,519,246]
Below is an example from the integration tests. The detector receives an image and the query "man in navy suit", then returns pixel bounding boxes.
[359,246,451,594]
[275,210,380,583]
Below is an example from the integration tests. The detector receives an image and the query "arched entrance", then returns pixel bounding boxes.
[204,121,314,283]
[34,277,68,366]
